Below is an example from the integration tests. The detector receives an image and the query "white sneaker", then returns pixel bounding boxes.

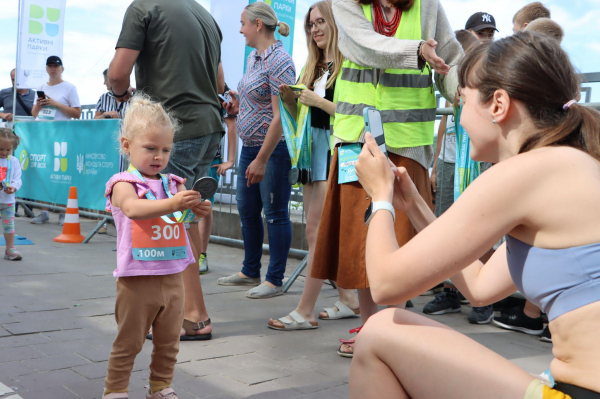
[4,248,22,261]
[30,212,49,224]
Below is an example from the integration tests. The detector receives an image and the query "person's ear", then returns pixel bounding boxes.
[256,18,263,32]
[491,89,510,124]
[121,137,131,154]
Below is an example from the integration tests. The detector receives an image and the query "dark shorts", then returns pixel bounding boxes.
[162,132,223,190]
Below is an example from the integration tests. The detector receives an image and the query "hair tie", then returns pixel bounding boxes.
[277,21,281,26]
[563,100,577,110]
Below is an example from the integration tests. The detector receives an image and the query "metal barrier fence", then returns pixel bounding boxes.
[18,86,600,291]
[31,74,600,251]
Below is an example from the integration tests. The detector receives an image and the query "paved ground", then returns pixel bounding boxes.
[0,214,554,399]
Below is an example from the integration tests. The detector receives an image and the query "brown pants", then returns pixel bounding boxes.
[311,148,433,289]
[105,273,184,392]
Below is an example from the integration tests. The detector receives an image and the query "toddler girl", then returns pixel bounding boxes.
[0,128,22,261]
[102,95,211,399]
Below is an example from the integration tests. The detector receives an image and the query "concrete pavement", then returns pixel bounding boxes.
[0,214,553,398]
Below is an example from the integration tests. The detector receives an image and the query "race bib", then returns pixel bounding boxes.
[338,144,361,184]
[131,218,187,261]
[38,106,57,121]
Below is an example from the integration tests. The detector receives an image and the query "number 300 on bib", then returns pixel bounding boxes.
[131,218,187,261]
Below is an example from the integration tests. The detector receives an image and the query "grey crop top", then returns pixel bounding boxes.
[506,235,600,321]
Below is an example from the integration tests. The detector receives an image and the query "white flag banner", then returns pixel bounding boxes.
[16,0,67,89]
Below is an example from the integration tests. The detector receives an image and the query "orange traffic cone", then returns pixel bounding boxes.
[54,187,85,243]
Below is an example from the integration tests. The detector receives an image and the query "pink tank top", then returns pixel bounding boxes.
[105,172,195,278]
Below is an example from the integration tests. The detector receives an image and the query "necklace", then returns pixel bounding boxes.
[373,2,401,37]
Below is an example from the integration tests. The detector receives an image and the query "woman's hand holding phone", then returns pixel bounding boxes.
[224,90,239,116]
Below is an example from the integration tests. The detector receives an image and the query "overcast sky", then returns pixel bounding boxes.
[0,0,599,106]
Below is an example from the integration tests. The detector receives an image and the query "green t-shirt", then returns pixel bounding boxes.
[116,0,224,141]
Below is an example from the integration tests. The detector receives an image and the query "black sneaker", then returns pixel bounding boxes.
[406,300,414,308]
[540,326,552,343]
[423,291,461,315]
[467,305,494,324]
[493,308,544,335]
[493,297,524,312]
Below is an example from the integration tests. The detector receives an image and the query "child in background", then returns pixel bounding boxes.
[102,95,211,399]
[525,18,564,42]
[512,1,551,33]
[0,128,22,261]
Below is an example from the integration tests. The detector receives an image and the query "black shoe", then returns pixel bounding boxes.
[467,305,494,324]
[423,291,461,315]
[493,308,544,335]
[458,292,470,305]
[493,297,525,312]
[406,300,414,308]
[540,326,552,343]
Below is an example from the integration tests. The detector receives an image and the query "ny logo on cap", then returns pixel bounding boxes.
[482,14,492,23]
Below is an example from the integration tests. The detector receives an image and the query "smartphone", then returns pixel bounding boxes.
[36,91,46,99]
[363,107,387,157]
[192,177,218,201]
[218,94,229,104]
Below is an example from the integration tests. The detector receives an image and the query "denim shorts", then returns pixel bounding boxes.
[162,132,223,190]
[310,127,331,182]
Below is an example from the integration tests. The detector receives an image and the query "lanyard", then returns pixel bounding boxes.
[279,84,312,171]
[127,165,194,224]
[3,156,11,187]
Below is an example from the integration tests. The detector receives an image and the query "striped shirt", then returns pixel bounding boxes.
[237,41,296,147]
[96,92,128,118]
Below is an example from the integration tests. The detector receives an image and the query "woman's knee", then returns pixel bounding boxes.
[356,308,413,350]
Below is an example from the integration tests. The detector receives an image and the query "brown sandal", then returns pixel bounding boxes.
[146,318,212,341]
[180,318,212,341]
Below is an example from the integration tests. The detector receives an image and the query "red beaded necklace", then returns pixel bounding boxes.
[373,2,401,37]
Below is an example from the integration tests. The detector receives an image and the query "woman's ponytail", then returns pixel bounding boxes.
[278,21,290,37]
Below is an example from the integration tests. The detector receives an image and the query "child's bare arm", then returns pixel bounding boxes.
[112,182,203,221]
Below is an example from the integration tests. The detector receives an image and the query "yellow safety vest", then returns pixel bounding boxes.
[333,0,437,148]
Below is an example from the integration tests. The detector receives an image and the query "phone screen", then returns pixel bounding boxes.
[364,108,387,157]
[36,91,46,99]
[218,94,229,104]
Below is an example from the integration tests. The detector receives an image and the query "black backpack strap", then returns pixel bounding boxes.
[15,92,32,117]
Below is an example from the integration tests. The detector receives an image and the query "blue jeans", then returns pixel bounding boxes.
[237,142,292,286]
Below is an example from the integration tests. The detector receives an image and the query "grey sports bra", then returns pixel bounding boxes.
[506,235,600,321]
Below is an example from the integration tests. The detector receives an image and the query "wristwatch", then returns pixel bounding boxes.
[364,201,395,226]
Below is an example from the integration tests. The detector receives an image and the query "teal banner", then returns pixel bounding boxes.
[244,0,296,70]
[15,120,121,211]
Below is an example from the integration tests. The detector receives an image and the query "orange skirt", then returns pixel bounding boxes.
[310,146,433,289]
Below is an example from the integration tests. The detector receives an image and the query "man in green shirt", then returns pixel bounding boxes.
[108,0,223,346]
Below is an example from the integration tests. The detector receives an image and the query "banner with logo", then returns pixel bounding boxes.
[15,120,121,211]
[243,0,296,70]
[15,0,67,89]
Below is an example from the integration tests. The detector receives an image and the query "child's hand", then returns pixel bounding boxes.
[4,187,16,194]
[171,190,202,212]
[191,200,212,219]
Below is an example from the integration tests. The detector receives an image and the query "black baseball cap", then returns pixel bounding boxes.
[46,56,63,66]
[465,12,498,32]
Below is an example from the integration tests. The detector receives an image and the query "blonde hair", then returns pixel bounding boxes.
[513,2,550,25]
[0,128,19,150]
[244,2,290,37]
[525,18,564,43]
[120,93,179,151]
[299,1,342,90]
